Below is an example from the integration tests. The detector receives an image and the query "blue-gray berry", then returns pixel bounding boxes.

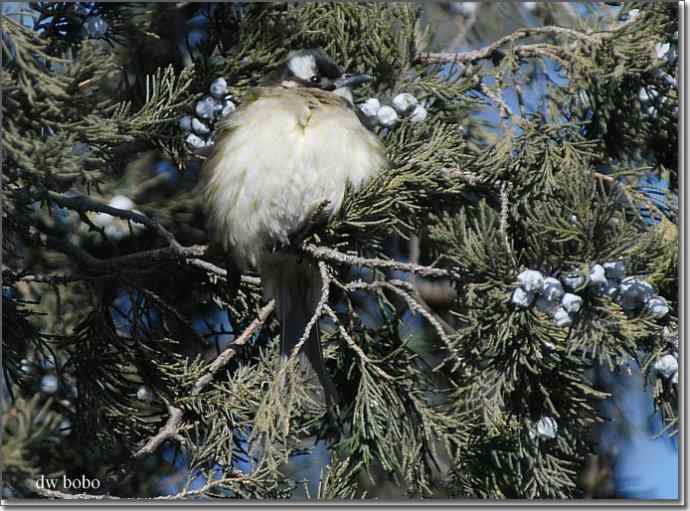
[561,271,585,291]
[617,277,654,311]
[603,260,626,280]
[645,296,669,319]
[511,287,534,308]
[653,354,678,379]
[588,264,607,286]
[178,115,193,131]
[409,104,428,124]
[392,93,418,115]
[542,277,564,302]
[553,307,573,327]
[40,374,59,394]
[185,133,207,151]
[137,385,154,402]
[220,99,236,118]
[377,105,399,127]
[209,77,228,99]
[20,359,35,377]
[561,293,583,314]
[192,117,211,136]
[518,269,544,293]
[535,295,559,315]
[59,418,72,437]
[360,98,381,118]
[195,96,219,120]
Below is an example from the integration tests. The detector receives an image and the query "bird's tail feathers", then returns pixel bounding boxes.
[261,257,339,406]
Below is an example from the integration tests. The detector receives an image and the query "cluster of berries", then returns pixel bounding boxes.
[359,92,428,128]
[511,261,670,327]
[181,78,236,153]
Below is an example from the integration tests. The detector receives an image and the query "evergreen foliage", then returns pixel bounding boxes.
[2,1,678,500]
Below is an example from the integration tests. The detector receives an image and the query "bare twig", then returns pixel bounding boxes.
[415,25,598,66]
[185,258,261,287]
[153,472,246,499]
[302,244,466,281]
[18,272,98,284]
[29,484,119,500]
[290,262,331,362]
[190,300,275,397]
[133,402,185,459]
[45,234,206,273]
[481,82,513,122]
[499,180,513,255]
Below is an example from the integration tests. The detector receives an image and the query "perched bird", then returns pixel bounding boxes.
[203,49,387,404]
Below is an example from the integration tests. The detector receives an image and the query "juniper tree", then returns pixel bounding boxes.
[1,1,678,500]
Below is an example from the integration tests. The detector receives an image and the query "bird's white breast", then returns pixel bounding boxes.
[204,89,386,269]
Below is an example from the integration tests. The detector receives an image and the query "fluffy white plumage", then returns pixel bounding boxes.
[204,87,386,270]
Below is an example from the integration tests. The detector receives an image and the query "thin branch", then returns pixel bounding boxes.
[291,261,331,362]
[133,402,185,459]
[190,300,275,397]
[36,190,180,249]
[415,25,598,66]
[185,257,261,287]
[16,272,97,284]
[35,191,259,285]
[301,244,466,281]
[152,472,246,499]
[45,234,206,273]
[499,180,513,257]
[480,82,514,122]
[29,483,119,500]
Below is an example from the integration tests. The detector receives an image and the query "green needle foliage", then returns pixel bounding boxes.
[2,1,678,501]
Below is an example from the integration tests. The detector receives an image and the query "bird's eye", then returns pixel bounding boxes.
[310,75,320,83]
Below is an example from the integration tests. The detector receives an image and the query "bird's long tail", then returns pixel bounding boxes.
[261,256,338,406]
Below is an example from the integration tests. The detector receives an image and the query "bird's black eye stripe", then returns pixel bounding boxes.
[310,75,320,83]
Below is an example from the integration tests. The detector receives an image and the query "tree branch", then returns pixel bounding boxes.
[415,25,598,66]
[44,234,206,273]
[29,484,119,500]
[301,243,467,281]
[36,190,180,249]
[133,402,185,459]
[190,300,275,397]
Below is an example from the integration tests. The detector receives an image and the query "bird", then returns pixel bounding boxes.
[202,49,387,406]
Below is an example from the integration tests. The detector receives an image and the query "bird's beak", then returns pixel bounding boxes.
[333,73,372,89]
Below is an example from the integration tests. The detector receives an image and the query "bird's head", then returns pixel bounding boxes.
[278,49,372,94]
